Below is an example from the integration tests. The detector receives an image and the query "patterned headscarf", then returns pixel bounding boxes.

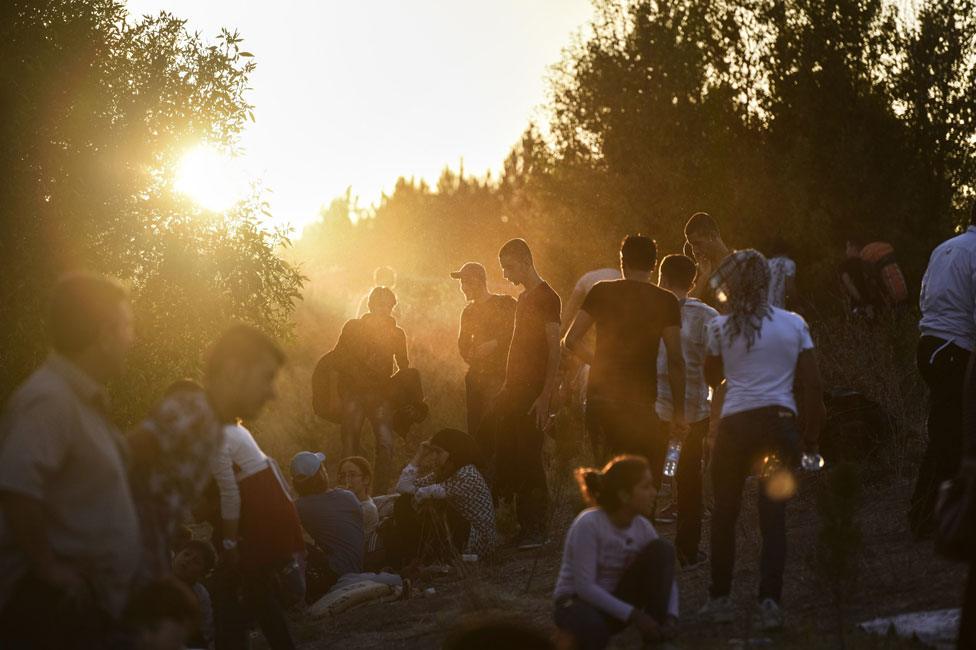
[710,249,772,350]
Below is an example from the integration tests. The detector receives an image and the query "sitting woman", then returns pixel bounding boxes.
[338,456,380,538]
[554,455,678,650]
[389,428,496,567]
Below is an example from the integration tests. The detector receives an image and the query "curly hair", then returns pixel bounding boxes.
[714,249,773,351]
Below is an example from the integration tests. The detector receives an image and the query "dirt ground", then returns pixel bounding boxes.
[287,472,967,649]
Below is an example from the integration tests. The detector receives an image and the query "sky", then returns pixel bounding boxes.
[125,0,595,232]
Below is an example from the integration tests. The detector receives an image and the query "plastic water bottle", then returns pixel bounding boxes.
[663,440,682,477]
[801,452,825,472]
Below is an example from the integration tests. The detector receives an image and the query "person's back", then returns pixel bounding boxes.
[656,298,718,423]
[586,279,680,406]
[296,488,365,576]
[709,307,812,417]
[920,227,976,349]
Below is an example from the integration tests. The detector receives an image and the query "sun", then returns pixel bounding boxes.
[174,145,248,212]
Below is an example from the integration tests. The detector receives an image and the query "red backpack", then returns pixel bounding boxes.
[860,242,908,305]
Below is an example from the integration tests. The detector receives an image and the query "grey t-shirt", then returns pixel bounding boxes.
[296,488,364,576]
[0,354,141,617]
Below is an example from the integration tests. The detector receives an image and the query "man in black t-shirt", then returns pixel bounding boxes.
[452,262,517,436]
[564,234,687,483]
[487,238,561,550]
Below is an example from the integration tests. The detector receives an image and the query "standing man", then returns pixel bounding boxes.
[335,286,409,493]
[453,262,516,436]
[911,203,976,538]
[492,239,561,550]
[563,235,687,483]
[656,254,719,566]
[684,212,732,306]
[0,273,141,647]
[562,265,622,458]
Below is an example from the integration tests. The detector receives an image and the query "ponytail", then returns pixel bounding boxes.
[573,455,650,512]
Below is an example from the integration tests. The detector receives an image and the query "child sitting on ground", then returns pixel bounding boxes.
[171,540,216,649]
[553,455,679,650]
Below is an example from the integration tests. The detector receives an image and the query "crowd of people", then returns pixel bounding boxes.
[0,204,974,649]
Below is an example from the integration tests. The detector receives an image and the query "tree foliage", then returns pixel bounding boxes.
[0,1,304,419]
[301,0,975,306]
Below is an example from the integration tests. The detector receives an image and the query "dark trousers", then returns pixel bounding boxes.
[911,336,970,537]
[676,419,708,559]
[0,573,113,649]
[385,495,470,568]
[553,539,676,650]
[587,398,667,488]
[710,406,799,603]
[491,393,549,534]
[213,564,295,650]
[465,370,502,437]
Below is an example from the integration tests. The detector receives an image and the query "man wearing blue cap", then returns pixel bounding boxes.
[289,451,364,601]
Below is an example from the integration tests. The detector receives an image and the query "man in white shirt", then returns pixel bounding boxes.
[656,255,719,567]
[698,250,825,632]
[911,203,976,538]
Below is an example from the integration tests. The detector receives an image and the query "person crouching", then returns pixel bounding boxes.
[553,455,679,650]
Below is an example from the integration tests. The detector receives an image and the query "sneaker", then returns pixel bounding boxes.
[516,532,549,550]
[678,549,707,569]
[698,595,735,623]
[752,598,784,631]
[656,502,677,524]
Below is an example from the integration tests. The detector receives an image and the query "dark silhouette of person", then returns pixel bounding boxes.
[334,286,409,494]
[452,261,516,437]
[484,239,561,550]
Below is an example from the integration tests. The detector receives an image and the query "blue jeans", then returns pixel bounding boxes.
[554,538,675,650]
[709,406,799,602]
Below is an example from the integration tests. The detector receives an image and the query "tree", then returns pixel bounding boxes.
[0,1,303,420]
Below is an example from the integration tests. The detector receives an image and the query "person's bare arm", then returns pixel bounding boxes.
[563,310,596,365]
[561,288,586,337]
[395,330,410,371]
[531,322,562,429]
[841,273,862,303]
[704,355,724,389]
[661,325,688,437]
[796,349,826,451]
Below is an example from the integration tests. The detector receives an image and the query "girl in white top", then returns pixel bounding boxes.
[553,455,678,649]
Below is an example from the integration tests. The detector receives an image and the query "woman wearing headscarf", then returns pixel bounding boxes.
[389,429,496,566]
[697,250,825,632]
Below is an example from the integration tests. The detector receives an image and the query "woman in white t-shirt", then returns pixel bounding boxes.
[553,455,679,649]
[698,250,825,632]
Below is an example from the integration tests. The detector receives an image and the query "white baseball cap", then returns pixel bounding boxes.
[289,451,326,479]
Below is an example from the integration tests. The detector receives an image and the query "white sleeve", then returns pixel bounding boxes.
[210,430,241,521]
[797,317,815,351]
[395,463,420,494]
